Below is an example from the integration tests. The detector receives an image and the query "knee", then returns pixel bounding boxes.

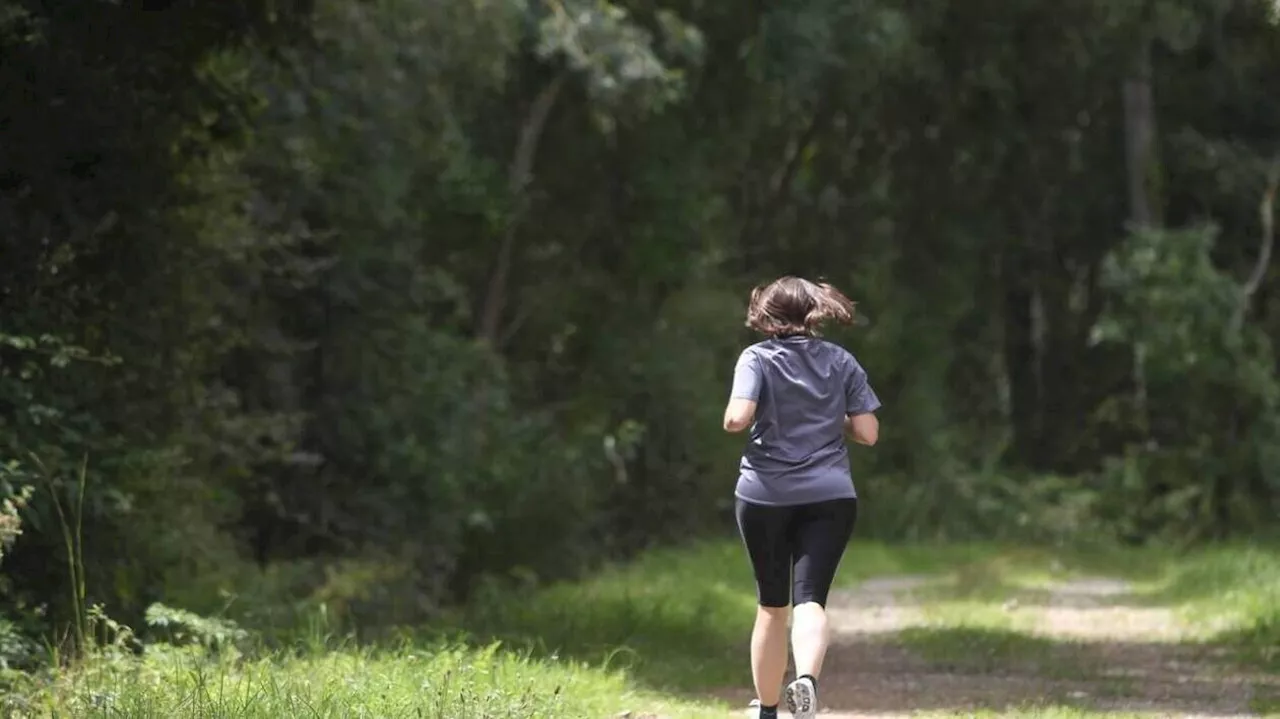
[756,604,790,622]
[792,601,827,634]
[793,600,826,617]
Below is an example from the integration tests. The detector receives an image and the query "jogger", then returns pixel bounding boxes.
[723,276,881,719]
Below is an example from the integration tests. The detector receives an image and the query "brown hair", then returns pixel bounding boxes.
[745,276,856,337]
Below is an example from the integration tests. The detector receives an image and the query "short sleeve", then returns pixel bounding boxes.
[730,349,763,401]
[845,355,881,415]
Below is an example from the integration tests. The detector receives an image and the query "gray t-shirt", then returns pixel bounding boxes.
[729,336,881,506]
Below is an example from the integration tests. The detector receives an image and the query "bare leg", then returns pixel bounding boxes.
[751,605,790,706]
[791,601,830,678]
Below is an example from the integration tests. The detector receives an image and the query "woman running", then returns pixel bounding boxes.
[724,276,880,719]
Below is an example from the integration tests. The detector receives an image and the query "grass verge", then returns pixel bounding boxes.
[3,642,728,719]
[1144,545,1280,671]
[455,539,989,692]
[6,539,1277,717]
[2,538,972,718]
[894,542,1280,677]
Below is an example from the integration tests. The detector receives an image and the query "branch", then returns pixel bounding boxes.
[767,99,828,201]
[739,89,836,265]
[1232,159,1279,333]
[478,72,567,345]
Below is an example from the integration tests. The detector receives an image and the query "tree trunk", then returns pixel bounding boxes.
[1122,36,1159,430]
[1231,160,1278,333]
[1122,43,1159,231]
[1002,241,1041,468]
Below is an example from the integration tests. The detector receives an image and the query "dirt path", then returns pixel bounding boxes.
[714,574,1279,718]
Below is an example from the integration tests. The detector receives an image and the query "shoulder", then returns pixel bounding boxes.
[739,339,775,360]
[813,338,854,361]
[816,339,866,374]
[734,342,766,369]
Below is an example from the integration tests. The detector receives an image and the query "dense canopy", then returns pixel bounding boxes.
[1,0,1278,659]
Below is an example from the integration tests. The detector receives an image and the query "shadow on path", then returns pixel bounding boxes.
[713,632,1277,716]
[709,575,1280,718]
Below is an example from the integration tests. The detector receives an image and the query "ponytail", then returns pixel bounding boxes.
[745,276,857,337]
[804,282,856,332]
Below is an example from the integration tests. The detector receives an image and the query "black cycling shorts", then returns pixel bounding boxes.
[734,497,858,608]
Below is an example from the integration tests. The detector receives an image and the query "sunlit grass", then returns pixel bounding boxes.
[5,642,729,719]
[1149,545,1280,670]
[6,539,1277,717]
[895,542,1280,675]
[456,539,991,691]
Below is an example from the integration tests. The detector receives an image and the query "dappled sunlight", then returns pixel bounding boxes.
[461,541,1280,715]
[787,551,1280,718]
[1037,604,1189,642]
[4,0,1280,715]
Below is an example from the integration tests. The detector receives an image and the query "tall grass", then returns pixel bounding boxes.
[31,453,90,655]
[1151,545,1280,670]
[5,641,724,718]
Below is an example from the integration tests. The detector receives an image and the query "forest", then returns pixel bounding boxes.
[1,0,1279,716]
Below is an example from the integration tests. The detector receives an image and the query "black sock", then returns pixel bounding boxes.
[758,704,778,718]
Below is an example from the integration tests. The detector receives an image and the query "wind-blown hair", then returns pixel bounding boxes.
[745,276,856,337]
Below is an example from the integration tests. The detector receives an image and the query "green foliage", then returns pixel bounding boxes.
[858,471,1129,545]
[1097,226,1244,365]
[6,607,724,718]
[0,481,31,568]
[459,539,984,689]
[535,0,702,116]
[1093,226,1280,539]
[2,0,1280,690]
[1151,546,1280,670]
[30,644,722,718]
[229,0,694,605]
[144,604,247,652]
[6,540,1280,714]
[0,614,38,671]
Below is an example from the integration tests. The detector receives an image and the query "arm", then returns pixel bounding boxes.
[846,412,879,446]
[723,350,761,433]
[724,398,757,433]
[844,354,882,446]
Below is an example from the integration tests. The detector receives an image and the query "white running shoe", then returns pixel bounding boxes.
[746,698,782,718]
[784,676,817,719]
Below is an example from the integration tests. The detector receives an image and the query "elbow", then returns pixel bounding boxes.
[723,399,757,434]
[848,414,879,446]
